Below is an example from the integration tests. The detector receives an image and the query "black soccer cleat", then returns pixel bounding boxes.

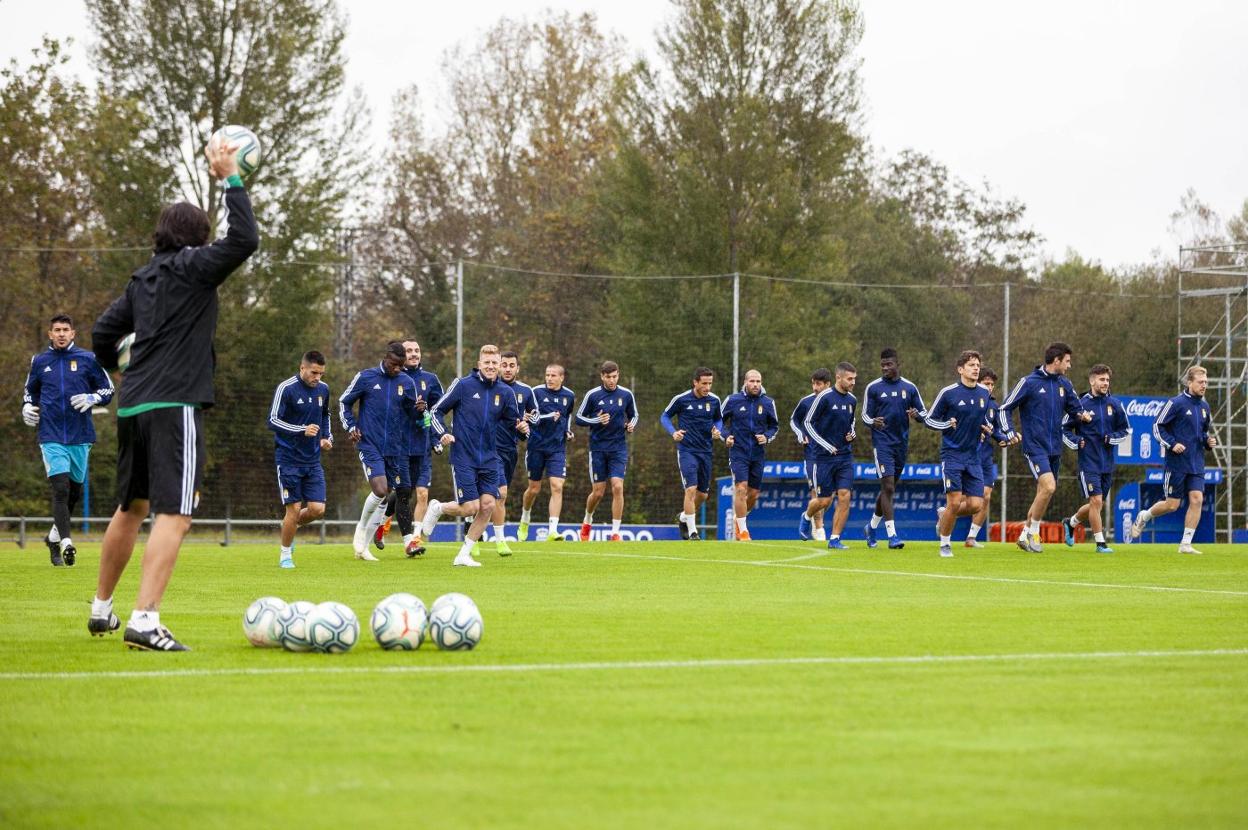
[44,533,59,560]
[689,531,701,541]
[124,624,190,652]
[49,546,64,567]
[88,613,121,637]
[677,514,689,540]
[62,543,76,567]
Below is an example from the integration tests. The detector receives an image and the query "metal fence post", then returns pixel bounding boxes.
[732,272,740,389]
[1001,282,1010,539]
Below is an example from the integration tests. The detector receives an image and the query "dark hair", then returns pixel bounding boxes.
[600,360,619,375]
[835,361,856,376]
[302,350,326,366]
[49,313,73,327]
[153,202,211,253]
[980,367,998,383]
[811,368,833,383]
[385,341,406,360]
[1044,342,1073,364]
[501,351,519,361]
[880,347,898,361]
[1088,363,1112,378]
[692,366,714,381]
[956,350,982,368]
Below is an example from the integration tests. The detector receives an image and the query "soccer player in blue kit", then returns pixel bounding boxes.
[268,351,332,568]
[1061,364,1131,553]
[1128,366,1216,554]
[860,348,926,549]
[790,368,832,541]
[492,351,538,553]
[721,369,779,540]
[577,361,638,541]
[662,367,724,541]
[801,362,858,549]
[520,364,576,541]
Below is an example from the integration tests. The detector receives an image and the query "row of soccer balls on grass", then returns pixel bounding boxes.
[243,592,483,653]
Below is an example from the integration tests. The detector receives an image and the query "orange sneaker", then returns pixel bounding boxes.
[580,523,592,542]
[610,533,622,541]
[736,529,752,541]
[374,516,393,549]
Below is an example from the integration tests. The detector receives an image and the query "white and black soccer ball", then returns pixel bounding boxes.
[429,592,483,651]
[276,600,317,652]
[371,592,428,651]
[307,601,360,654]
[242,596,287,648]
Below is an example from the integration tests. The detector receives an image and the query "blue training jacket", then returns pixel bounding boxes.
[576,385,639,451]
[430,369,524,468]
[529,384,577,453]
[998,365,1087,458]
[661,389,724,454]
[804,387,857,462]
[495,378,538,454]
[924,381,994,462]
[338,363,417,457]
[722,388,779,460]
[269,374,332,467]
[402,364,444,456]
[1061,392,1131,475]
[790,392,818,461]
[24,342,114,445]
[861,375,927,449]
[1153,390,1213,475]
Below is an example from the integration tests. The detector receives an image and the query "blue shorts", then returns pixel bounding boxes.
[1163,470,1204,500]
[527,447,567,480]
[872,445,906,479]
[40,443,90,482]
[810,458,853,498]
[407,454,432,489]
[677,450,713,493]
[498,447,519,487]
[982,461,999,485]
[1025,452,1061,480]
[589,448,628,483]
[942,458,985,498]
[358,449,409,488]
[452,463,501,503]
[1078,470,1113,499]
[804,457,817,489]
[729,449,764,489]
[277,463,326,505]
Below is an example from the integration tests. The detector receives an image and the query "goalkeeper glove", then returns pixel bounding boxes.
[70,393,102,413]
[22,403,40,426]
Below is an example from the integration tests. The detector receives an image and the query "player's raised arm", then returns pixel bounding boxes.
[184,138,260,287]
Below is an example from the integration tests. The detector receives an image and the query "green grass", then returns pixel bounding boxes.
[1,538,1245,829]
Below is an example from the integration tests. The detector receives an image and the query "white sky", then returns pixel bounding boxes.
[3,0,1245,267]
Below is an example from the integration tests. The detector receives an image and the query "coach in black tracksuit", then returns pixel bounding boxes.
[87,138,259,651]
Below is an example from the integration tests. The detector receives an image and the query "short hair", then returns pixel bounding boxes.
[956,350,982,368]
[1185,365,1207,382]
[1044,342,1073,365]
[302,350,326,366]
[979,367,998,383]
[546,363,566,378]
[49,313,73,327]
[692,366,714,381]
[1088,363,1112,378]
[811,368,833,383]
[386,341,406,360]
[501,350,518,361]
[479,344,500,358]
[153,202,210,253]
[600,360,619,375]
[880,347,898,361]
[835,362,856,376]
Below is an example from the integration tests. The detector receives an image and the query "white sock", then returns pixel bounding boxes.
[359,493,383,527]
[884,520,896,538]
[684,514,697,535]
[91,596,113,618]
[403,533,414,545]
[1068,515,1081,528]
[521,508,532,524]
[48,525,61,544]
[940,535,951,546]
[364,503,387,539]
[968,523,981,540]
[548,517,559,534]
[1094,531,1105,543]
[129,609,160,632]
[59,537,73,551]
[869,514,882,528]
[1181,527,1195,545]
[457,538,475,559]
[493,525,505,542]
[831,534,840,541]
[735,517,747,531]
[1137,508,1153,524]
[280,545,292,557]
[611,518,621,533]
[583,512,593,524]
[813,527,827,541]
[1028,519,1041,535]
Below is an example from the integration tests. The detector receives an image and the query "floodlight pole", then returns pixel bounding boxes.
[732,272,740,389]
[455,259,464,380]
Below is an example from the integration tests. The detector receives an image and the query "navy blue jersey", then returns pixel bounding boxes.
[338,363,417,457]
[576,385,639,451]
[804,387,857,461]
[23,343,114,445]
[529,385,577,453]
[430,369,524,468]
[402,364,443,456]
[1062,392,1131,475]
[999,365,1088,457]
[925,381,994,462]
[661,390,724,454]
[790,392,817,460]
[269,375,332,466]
[1154,391,1213,474]
[496,378,539,451]
[861,376,927,449]
[721,389,779,459]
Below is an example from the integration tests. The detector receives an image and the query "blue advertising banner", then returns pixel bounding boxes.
[426,523,684,543]
[1114,395,1170,465]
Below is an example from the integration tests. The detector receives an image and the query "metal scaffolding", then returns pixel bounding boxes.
[1178,242,1248,541]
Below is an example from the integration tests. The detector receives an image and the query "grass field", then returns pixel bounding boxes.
[1,537,1245,828]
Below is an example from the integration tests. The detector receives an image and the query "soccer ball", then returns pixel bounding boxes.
[371,593,428,651]
[242,596,287,648]
[276,600,317,652]
[428,592,483,651]
[116,332,136,372]
[210,124,262,177]
[307,601,360,654]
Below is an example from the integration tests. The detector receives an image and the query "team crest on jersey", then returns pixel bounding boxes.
[901,390,907,399]
[494,394,500,405]
[979,399,985,408]
[397,385,404,396]
[516,393,523,403]
[1059,388,1065,397]
[70,360,78,371]
[757,405,763,414]
[420,380,427,390]
[282,488,289,500]
[317,396,322,406]
[1106,405,1112,415]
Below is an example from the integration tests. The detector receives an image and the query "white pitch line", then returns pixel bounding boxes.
[2,648,1245,682]
[525,545,1248,597]
[762,550,831,563]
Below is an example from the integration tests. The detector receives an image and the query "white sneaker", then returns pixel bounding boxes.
[453,552,482,567]
[354,549,379,562]
[812,527,827,542]
[1178,544,1203,555]
[939,544,954,558]
[352,522,367,555]
[421,499,443,538]
[1129,517,1145,541]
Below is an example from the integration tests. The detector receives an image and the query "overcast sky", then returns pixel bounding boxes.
[3,0,1245,267]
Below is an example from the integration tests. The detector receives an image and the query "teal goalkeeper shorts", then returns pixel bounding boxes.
[41,443,91,482]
